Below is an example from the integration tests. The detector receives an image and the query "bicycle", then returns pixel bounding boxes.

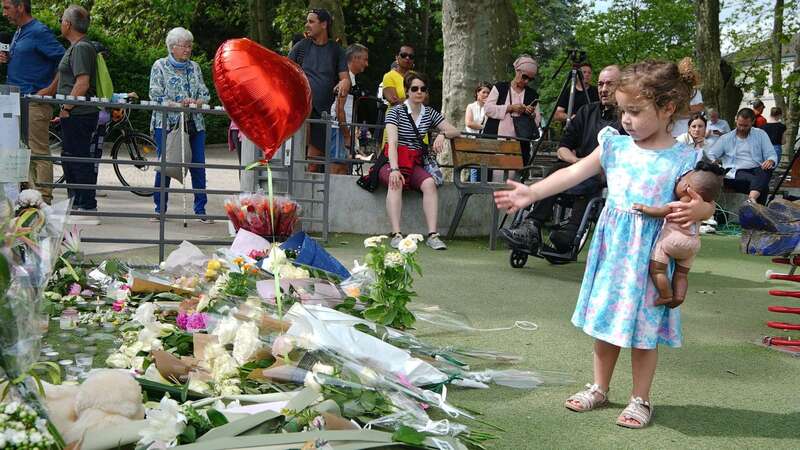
[49,105,157,197]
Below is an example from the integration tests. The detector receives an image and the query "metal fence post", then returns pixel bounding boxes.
[158,110,168,261]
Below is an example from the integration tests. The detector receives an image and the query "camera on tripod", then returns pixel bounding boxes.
[567,48,588,66]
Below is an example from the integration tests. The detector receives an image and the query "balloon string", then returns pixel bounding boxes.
[467,321,539,332]
[266,162,282,319]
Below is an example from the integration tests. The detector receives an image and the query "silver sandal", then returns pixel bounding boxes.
[616,396,653,428]
[564,383,609,412]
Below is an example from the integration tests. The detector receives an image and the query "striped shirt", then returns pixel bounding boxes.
[385,100,445,150]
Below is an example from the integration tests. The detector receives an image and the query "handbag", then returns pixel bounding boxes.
[406,111,444,187]
[513,114,539,141]
[356,151,388,192]
[161,114,191,183]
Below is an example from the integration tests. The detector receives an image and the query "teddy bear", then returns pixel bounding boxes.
[44,369,145,445]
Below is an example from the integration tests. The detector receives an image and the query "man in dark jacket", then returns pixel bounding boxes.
[500,65,622,252]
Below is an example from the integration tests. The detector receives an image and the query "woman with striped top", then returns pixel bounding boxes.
[381,71,459,250]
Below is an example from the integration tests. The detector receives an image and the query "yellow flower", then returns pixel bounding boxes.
[242,263,252,272]
[205,269,218,279]
[207,259,222,271]
[233,257,245,266]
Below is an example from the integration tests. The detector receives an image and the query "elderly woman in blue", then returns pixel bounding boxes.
[149,27,212,223]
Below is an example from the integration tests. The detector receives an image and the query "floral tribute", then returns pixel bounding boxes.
[224,192,299,240]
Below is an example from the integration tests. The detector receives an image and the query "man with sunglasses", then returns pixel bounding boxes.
[382,45,416,106]
[289,8,349,172]
[1,0,65,204]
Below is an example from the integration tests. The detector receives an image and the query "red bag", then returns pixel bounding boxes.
[384,144,421,176]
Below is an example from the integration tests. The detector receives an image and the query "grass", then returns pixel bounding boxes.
[94,233,800,449]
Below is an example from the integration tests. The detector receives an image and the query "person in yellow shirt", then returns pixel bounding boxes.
[381,45,417,147]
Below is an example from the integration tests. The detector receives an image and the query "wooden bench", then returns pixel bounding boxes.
[445,137,560,249]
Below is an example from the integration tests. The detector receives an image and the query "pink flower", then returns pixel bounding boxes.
[176,312,189,330]
[68,283,81,296]
[186,312,208,331]
[112,300,125,312]
[248,249,267,260]
[120,284,130,291]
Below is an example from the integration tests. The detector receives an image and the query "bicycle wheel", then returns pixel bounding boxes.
[49,128,65,183]
[112,132,157,197]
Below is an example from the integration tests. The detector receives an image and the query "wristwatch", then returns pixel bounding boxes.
[390,167,401,173]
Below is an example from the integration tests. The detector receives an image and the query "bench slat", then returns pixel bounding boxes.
[451,137,522,155]
[453,153,523,170]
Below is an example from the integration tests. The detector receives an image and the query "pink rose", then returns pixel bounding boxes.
[68,283,81,296]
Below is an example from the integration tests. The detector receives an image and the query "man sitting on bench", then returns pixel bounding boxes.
[500,65,623,251]
[706,107,777,205]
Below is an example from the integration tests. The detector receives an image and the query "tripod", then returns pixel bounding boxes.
[525,51,592,173]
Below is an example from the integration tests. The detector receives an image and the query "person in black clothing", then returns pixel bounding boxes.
[500,65,622,251]
[761,107,787,166]
[553,62,600,123]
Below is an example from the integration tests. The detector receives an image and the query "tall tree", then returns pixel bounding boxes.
[787,34,800,158]
[441,0,518,129]
[695,0,723,111]
[771,0,786,113]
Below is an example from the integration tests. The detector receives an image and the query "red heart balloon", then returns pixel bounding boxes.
[213,38,311,161]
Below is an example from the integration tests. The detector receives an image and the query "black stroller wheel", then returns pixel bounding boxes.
[510,251,528,268]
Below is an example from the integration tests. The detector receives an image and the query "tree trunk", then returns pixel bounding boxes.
[786,34,800,159]
[694,0,723,111]
[309,0,346,45]
[249,0,278,48]
[420,0,431,73]
[771,0,786,112]
[441,0,518,130]
[720,59,744,125]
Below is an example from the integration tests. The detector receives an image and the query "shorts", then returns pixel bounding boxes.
[378,164,431,191]
[308,108,326,151]
[652,232,700,268]
[329,127,349,161]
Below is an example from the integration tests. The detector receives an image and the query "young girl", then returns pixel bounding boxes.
[494,59,714,428]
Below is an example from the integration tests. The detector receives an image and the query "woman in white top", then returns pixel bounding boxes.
[677,113,711,158]
[464,81,491,181]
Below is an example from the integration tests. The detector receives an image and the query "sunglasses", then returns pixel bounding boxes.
[520,73,534,82]
[399,52,415,60]
[409,85,427,93]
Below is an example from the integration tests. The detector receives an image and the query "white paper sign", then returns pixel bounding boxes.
[0,147,30,182]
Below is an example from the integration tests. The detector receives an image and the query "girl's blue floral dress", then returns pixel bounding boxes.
[571,135,697,349]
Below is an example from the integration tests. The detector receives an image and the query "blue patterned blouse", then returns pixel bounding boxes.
[149,57,211,132]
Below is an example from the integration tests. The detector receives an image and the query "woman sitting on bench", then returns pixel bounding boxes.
[381,71,459,250]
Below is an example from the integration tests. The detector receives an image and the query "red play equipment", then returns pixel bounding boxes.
[763,259,800,354]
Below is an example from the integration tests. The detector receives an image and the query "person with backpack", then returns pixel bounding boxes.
[0,0,65,204]
[289,8,350,173]
[38,5,100,224]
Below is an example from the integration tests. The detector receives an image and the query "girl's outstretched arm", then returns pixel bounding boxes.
[494,148,602,213]
[665,187,715,227]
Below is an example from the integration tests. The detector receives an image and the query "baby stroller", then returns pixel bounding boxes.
[506,187,605,268]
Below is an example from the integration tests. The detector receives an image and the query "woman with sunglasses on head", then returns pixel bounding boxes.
[381,71,460,251]
[483,55,541,164]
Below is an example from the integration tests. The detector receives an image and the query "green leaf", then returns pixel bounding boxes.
[392,425,426,445]
[155,292,185,301]
[179,424,197,444]
[206,408,229,428]
[0,252,9,299]
[362,306,386,322]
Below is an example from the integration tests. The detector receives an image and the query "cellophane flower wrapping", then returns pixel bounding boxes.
[224,192,300,240]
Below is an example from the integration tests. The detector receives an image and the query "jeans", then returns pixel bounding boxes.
[724,167,771,204]
[774,144,782,167]
[152,127,208,214]
[61,112,100,210]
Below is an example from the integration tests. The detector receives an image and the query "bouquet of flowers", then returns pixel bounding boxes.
[0,401,58,449]
[224,192,300,240]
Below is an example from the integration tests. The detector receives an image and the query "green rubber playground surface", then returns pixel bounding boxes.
[99,233,800,449]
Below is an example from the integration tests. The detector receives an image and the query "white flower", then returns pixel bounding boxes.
[363,235,388,248]
[407,233,424,242]
[4,402,19,414]
[279,264,310,279]
[138,396,187,448]
[311,363,334,376]
[212,315,240,346]
[132,356,146,373]
[133,303,157,326]
[137,326,163,352]
[397,236,418,254]
[212,353,240,380]
[106,352,131,369]
[16,189,43,209]
[208,272,229,299]
[29,431,43,444]
[232,321,261,365]
[217,378,241,396]
[188,378,212,395]
[271,335,293,357]
[265,247,288,270]
[383,251,404,268]
[304,372,322,393]
[196,294,210,312]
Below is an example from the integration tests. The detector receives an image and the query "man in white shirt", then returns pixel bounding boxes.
[707,108,776,204]
[705,108,730,148]
[329,43,368,174]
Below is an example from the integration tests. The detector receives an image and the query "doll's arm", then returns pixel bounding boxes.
[632,203,670,217]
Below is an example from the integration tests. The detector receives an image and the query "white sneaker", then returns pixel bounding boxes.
[702,218,718,227]
[425,233,447,250]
